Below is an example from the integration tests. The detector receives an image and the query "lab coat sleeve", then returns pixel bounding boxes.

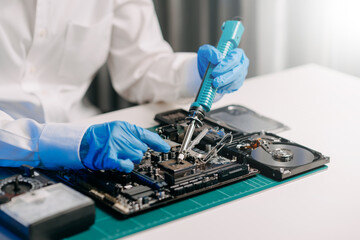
[0,111,88,170]
[108,0,202,104]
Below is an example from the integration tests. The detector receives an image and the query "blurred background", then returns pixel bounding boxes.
[88,0,360,112]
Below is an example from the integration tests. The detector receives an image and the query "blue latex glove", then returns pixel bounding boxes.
[197,44,249,94]
[79,121,170,173]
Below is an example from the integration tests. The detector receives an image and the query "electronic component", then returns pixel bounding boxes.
[54,135,258,216]
[0,165,95,240]
[156,108,329,180]
[49,107,329,217]
[52,115,258,216]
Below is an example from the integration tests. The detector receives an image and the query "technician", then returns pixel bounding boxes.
[0,0,249,173]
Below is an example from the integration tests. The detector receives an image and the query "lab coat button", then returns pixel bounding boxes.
[29,66,36,74]
[39,29,48,38]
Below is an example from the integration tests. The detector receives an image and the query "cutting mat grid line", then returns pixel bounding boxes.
[92,226,110,239]
[159,208,176,217]
[0,165,326,240]
[65,167,326,240]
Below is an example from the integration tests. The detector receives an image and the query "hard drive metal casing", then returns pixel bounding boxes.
[225,132,330,180]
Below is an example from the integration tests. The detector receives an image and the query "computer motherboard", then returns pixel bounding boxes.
[53,108,329,217]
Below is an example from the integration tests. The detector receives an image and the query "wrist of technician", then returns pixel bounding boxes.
[38,122,90,170]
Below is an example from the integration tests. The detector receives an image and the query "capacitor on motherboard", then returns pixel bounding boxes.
[157,190,165,199]
[153,168,160,176]
[153,168,160,180]
[170,151,176,159]
[137,198,142,208]
[205,144,212,152]
[163,153,169,161]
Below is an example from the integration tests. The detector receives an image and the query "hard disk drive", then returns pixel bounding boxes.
[225,131,330,180]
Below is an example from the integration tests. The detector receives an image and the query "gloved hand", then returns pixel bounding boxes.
[79,121,170,173]
[197,44,249,94]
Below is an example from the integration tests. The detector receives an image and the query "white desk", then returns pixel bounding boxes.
[77,64,360,240]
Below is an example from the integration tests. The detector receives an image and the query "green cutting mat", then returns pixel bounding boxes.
[64,166,327,240]
[0,166,327,239]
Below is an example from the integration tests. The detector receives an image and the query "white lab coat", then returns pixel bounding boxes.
[0,0,200,169]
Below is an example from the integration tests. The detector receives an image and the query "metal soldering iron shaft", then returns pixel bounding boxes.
[178,120,196,162]
[177,19,244,163]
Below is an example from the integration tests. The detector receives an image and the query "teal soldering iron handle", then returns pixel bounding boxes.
[178,19,245,160]
[191,19,244,113]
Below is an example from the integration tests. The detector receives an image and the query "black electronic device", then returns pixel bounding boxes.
[0,165,95,240]
[53,116,259,217]
[51,106,329,217]
[156,108,329,180]
[225,131,330,180]
[207,104,289,133]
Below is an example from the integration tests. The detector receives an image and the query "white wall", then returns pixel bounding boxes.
[241,0,360,77]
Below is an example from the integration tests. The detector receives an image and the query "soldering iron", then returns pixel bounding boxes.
[178,18,245,162]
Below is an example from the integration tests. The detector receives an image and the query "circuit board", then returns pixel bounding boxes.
[53,108,329,217]
[55,124,258,216]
